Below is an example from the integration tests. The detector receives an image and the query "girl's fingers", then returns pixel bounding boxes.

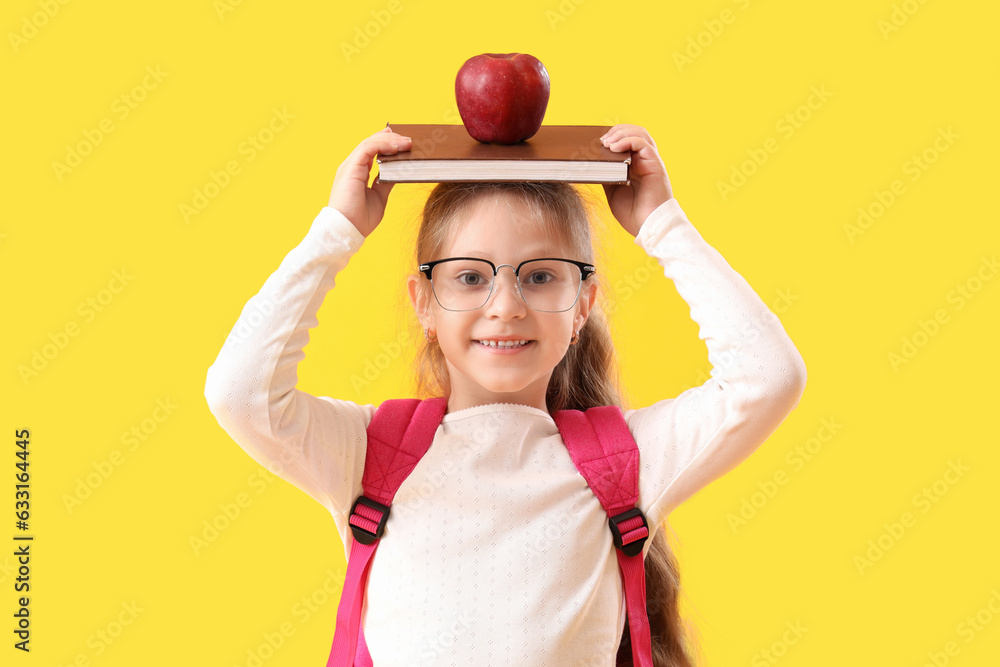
[603,135,663,170]
[599,124,673,234]
[335,132,413,191]
[350,131,413,169]
[328,129,412,236]
[370,175,394,205]
[604,134,643,152]
[600,124,656,150]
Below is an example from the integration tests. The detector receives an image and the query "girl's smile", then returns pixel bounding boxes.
[409,194,595,413]
[475,337,531,347]
[473,338,534,353]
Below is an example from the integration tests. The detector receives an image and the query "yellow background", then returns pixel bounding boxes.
[4,0,998,665]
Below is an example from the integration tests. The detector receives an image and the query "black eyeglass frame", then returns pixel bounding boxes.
[418,257,597,312]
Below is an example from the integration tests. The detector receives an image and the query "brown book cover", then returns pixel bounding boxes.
[375,123,631,184]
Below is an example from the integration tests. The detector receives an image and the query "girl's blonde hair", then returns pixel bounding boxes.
[409,181,697,667]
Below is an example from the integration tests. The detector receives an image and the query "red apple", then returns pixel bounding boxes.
[455,53,550,144]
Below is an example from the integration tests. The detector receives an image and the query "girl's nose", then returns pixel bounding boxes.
[484,268,526,318]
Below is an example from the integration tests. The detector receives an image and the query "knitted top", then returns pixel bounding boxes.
[204,197,807,666]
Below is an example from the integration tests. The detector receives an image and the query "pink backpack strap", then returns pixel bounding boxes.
[327,397,447,667]
[553,406,653,667]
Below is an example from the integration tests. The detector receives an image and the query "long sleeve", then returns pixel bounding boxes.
[204,206,376,518]
[626,198,808,526]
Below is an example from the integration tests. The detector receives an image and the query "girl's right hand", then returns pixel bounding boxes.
[328,127,412,238]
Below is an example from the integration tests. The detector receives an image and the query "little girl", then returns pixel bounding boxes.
[205,125,807,666]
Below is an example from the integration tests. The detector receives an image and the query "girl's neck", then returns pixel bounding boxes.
[441,357,556,415]
[446,389,549,416]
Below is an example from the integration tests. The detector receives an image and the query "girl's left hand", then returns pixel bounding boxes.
[600,124,674,237]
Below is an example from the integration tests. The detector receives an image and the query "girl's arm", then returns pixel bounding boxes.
[204,128,413,518]
[600,125,807,525]
[203,206,373,516]
[626,198,807,524]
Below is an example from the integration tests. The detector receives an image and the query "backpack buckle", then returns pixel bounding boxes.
[349,496,390,545]
[609,508,649,557]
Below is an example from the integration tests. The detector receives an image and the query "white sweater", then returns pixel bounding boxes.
[204,198,807,666]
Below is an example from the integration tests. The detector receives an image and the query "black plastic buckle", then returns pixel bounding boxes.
[349,496,390,546]
[609,508,648,558]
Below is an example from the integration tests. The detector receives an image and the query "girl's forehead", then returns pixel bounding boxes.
[442,195,572,258]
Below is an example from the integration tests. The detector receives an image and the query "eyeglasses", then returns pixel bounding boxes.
[418,257,596,312]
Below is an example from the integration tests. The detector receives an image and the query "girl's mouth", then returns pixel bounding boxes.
[475,339,532,349]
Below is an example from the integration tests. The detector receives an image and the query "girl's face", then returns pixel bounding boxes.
[409,194,595,414]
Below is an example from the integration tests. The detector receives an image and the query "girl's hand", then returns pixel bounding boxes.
[600,124,674,237]
[328,127,412,237]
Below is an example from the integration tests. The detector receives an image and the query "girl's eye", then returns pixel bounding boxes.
[457,271,488,287]
[524,271,555,285]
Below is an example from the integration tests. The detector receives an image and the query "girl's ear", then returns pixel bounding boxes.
[575,280,598,332]
[407,274,435,329]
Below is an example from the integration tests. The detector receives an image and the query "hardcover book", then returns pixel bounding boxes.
[375,123,631,184]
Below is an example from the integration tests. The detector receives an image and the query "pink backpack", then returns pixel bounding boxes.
[327,397,653,666]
